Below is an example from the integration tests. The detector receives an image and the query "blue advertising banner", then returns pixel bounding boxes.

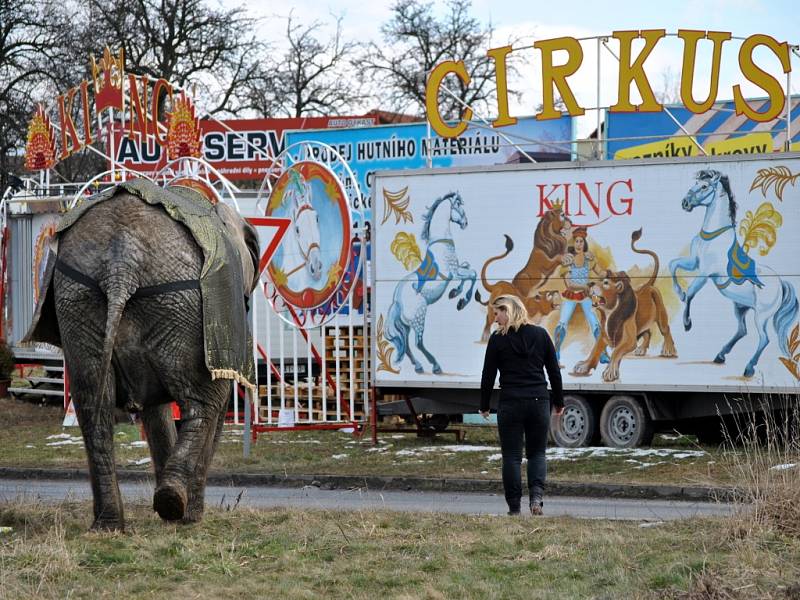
[284,116,574,226]
[606,98,800,160]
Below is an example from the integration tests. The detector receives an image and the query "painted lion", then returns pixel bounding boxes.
[475,206,570,341]
[572,229,677,382]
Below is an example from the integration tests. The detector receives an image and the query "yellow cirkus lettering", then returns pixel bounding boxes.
[678,30,731,113]
[425,61,472,138]
[733,34,791,122]
[610,29,666,113]
[487,46,517,127]
[535,37,585,120]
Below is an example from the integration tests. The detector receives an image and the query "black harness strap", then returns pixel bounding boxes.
[55,258,200,299]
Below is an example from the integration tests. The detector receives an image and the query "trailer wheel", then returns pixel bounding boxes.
[600,395,654,448]
[551,394,597,447]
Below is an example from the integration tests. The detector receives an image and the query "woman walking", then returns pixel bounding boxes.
[480,295,563,515]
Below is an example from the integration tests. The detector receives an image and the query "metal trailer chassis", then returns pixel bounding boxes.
[376,386,796,448]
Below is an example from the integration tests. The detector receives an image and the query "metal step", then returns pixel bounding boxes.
[8,386,64,397]
[11,349,63,361]
[27,377,64,385]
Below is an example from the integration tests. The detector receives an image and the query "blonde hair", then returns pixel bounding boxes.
[491,295,530,334]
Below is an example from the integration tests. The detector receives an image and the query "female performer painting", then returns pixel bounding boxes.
[553,227,607,367]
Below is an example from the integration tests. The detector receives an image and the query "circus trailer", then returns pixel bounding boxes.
[371,152,800,448]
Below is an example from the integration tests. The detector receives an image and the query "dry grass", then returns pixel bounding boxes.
[719,401,800,539]
[1,498,799,600]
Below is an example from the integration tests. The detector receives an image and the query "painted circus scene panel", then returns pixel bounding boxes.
[372,154,800,391]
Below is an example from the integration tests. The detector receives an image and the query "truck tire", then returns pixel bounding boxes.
[551,394,597,447]
[600,395,654,448]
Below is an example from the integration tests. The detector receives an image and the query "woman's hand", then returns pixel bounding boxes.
[552,405,564,416]
[479,410,491,420]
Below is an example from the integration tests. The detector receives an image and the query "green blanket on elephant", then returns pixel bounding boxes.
[27,179,255,391]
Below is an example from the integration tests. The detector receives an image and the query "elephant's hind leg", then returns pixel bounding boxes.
[71,370,125,531]
[58,304,125,531]
[141,403,178,487]
[183,407,227,523]
[153,379,229,522]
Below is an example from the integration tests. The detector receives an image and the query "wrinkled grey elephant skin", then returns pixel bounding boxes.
[26,190,259,531]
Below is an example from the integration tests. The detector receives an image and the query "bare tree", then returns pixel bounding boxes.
[358,0,518,120]
[245,12,363,118]
[655,66,682,105]
[0,0,68,193]
[74,0,262,115]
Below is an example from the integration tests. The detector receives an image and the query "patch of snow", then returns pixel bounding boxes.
[639,521,665,528]
[46,439,82,446]
[128,441,148,448]
[331,454,349,460]
[46,433,73,440]
[487,453,502,461]
[25,445,35,449]
[366,446,389,452]
[770,463,797,471]
[128,458,151,466]
[395,449,419,456]
[390,435,406,439]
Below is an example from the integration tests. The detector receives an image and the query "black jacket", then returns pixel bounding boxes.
[480,324,563,412]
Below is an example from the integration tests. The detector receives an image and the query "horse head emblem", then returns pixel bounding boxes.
[286,169,322,281]
[682,170,721,212]
[447,192,468,229]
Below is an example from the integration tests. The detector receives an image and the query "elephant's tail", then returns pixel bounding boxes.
[99,280,134,403]
[384,298,408,363]
[774,280,799,356]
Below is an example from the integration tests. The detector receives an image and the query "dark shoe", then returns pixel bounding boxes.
[530,500,543,516]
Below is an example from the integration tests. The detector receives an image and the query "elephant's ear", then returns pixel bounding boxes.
[215,203,261,294]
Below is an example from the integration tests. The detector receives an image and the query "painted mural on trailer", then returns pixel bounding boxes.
[373,156,800,390]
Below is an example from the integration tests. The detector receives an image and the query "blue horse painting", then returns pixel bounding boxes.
[385,191,477,374]
[669,169,798,377]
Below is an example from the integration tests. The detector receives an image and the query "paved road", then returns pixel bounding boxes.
[0,479,735,521]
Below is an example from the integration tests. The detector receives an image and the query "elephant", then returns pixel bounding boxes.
[23,179,260,531]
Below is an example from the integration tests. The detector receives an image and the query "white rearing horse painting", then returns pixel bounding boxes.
[384,191,477,374]
[281,170,323,290]
[669,169,799,378]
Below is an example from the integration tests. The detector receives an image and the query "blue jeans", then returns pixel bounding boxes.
[496,395,550,511]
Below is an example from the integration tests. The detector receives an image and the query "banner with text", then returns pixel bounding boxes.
[284,116,574,226]
[108,116,376,180]
[607,98,800,160]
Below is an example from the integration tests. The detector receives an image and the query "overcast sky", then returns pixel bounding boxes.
[233,0,799,134]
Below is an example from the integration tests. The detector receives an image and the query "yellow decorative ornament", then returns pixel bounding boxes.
[326,263,343,289]
[749,166,799,201]
[738,202,783,256]
[390,232,422,271]
[376,314,400,374]
[779,323,800,380]
[272,267,288,287]
[382,187,414,226]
